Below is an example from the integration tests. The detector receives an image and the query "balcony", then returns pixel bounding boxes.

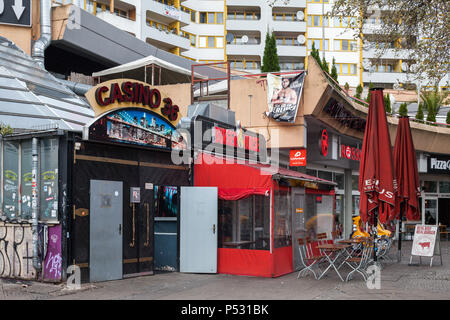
[226,44,261,56]
[362,71,412,84]
[271,20,306,33]
[96,11,137,35]
[143,0,190,26]
[143,24,190,52]
[277,45,306,57]
[226,19,261,32]
[363,47,413,60]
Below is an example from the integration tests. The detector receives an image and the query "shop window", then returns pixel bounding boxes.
[352,195,360,216]
[318,170,332,182]
[274,188,291,248]
[352,175,359,191]
[218,195,270,250]
[439,181,450,193]
[40,138,59,221]
[423,181,437,193]
[334,173,344,190]
[154,186,178,217]
[3,141,19,219]
[335,195,344,238]
[306,169,317,177]
[21,140,33,219]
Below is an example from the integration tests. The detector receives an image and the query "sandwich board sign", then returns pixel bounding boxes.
[410,225,441,267]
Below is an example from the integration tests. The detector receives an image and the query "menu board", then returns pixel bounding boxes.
[411,225,438,257]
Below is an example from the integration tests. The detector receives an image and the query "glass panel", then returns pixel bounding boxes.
[3,141,19,219]
[307,15,312,26]
[208,13,215,24]
[199,36,207,47]
[239,197,252,242]
[190,35,196,46]
[306,169,317,177]
[218,200,234,245]
[334,17,341,27]
[191,11,195,22]
[350,40,357,51]
[208,37,215,47]
[423,181,437,193]
[424,199,437,225]
[352,175,359,190]
[216,37,224,48]
[334,40,340,50]
[439,181,450,193]
[216,13,223,24]
[21,140,33,219]
[341,40,349,51]
[274,188,291,248]
[324,39,329,51]
[40,138,59,220]
[199,12,207,23]
[335,195,344,238]
[342,64,350,74]
[323,16,328,27]
[316,195,334,239]
[313,15,320,26]
[318,170,332,182]
[334,173,344,190]
[154,186,178,217]
[254,195,270,250]
[236,12,244,20]
[350,64,357,74]
[352,195,360,216]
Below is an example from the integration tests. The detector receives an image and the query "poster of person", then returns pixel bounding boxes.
[266,72,305,123]
[90,108,186,150]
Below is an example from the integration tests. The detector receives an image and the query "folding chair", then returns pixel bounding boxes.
[344,241,373,282]
[376,236,394,264]
[297,238,325,280]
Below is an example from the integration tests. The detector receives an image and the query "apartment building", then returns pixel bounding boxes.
[72,0,448,90]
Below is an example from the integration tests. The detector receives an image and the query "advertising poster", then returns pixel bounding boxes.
[411,225,437,257]
[89,108,186,151]
[266,72,305,123]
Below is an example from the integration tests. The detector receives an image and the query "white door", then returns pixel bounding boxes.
[180,187,218,273]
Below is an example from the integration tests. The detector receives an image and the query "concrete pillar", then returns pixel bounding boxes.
[343,169,353,238]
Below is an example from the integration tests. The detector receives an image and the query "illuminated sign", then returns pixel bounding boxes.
[85,79,180,126]
[340,144,362,161]
[289,149,306,166]
[320,129,328,157]
[213,126,259,153]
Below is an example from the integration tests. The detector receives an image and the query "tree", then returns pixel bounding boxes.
[398,102,408,117]
[330,0,450,84]
[0,123,12,136]
[365,82,374,103]
[355,84,363,99]
[330,57,338,82]
[421,88,448,123]
[415,102,424,121]
[310,42,321,68]
[321,55,329,73]
[384,94,391,113]
[446,111,450,125]
[261,31,280,73]
[344,82,350,92]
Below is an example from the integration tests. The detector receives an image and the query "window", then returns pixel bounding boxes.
[21,140,33,219]
[334,39,357,51]
[308,0,329,3]
[423,181,437,193]
[308,15,328,27]
[337,63,357,75]
[307,38,329,51]
[218,195,270,250]
[228,11,260,20]
[199,12,223,24]
[3,141,19,219]
[40,138,59,221]
[439,181,450,193]
[334,16,357,28]
[272,12,296,21]
[199,36,223,48]
[274,188,291,248]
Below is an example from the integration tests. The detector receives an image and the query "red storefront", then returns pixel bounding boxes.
[194,152,336,278]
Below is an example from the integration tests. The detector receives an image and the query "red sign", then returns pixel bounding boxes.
[321,129,328,156]
[213,126,259,152]
[289,149,306,166]
[340,144,362,161]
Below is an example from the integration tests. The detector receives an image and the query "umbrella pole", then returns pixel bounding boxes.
[373,209,378,263]
[397,202,403,262]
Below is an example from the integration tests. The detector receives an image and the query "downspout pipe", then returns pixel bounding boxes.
[32,137,41,271]
[32,0,52,68]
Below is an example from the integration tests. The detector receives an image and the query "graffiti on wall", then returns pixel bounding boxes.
[0,223,62,281]
[0,223,35,279]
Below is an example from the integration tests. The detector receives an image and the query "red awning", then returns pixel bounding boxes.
[194,152,335,200]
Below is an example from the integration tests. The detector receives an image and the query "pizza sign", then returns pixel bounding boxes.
[411,225,437,257]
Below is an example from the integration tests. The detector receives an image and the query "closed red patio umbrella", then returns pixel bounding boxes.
[359,88,396,261]
[393,116,421,260]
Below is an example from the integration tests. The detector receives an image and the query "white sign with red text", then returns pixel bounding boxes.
[411,225,437,257]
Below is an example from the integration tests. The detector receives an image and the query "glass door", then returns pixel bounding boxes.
[423,197,438,226]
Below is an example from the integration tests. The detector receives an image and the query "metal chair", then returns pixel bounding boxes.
[344,241,373,282]
[296,238,325,280]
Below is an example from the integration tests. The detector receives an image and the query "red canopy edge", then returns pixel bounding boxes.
[194,152,335,200]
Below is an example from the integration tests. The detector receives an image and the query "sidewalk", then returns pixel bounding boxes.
[1,241,449,300]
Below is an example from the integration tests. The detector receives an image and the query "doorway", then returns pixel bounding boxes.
[423,197,438,225]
